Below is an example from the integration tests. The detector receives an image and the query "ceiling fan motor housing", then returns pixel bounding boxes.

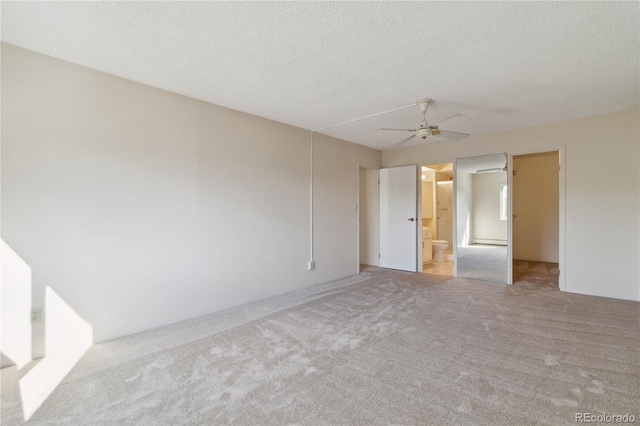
[417,99,433,139]
[416,128,431,139]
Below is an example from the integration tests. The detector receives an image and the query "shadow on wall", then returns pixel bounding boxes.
[1,240,93,420]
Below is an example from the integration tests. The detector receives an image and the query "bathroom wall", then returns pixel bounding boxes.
[434,170,453,240]
[512,152,560,262]
[1,44,382,359]
[421,168,436,231]
[436,182,454,252]
[472,171,508,244]
[383,107,640,301]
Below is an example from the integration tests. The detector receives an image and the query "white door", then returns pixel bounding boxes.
[379,166,418,271]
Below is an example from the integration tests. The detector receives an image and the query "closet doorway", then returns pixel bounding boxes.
[511,150,562,289]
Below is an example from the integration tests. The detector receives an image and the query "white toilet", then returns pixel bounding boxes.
[432,240,449,262]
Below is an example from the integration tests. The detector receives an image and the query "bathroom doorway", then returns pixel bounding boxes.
[511,150,561,289]
[421,163,454,276]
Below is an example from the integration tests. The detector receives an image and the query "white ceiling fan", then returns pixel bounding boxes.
[379,98,471,148]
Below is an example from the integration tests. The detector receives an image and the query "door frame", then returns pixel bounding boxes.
[452,168,458,278]
[508,146,566,291]
[356,163,380,274]
[417,167,423,273]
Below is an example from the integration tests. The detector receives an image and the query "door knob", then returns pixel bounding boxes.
[407,218,415,221]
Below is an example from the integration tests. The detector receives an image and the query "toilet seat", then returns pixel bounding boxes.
[432,240,448,245]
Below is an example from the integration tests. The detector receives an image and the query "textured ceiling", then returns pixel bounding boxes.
[2,2,638,150]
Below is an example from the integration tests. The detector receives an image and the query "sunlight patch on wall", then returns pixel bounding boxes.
[462,213,471,246]
[1,240,32,369]
[19,287,93,420]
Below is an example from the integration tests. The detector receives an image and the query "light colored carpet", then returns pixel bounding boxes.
[457,245,508,283]
[513,260,559,289]
[1,268,638,425]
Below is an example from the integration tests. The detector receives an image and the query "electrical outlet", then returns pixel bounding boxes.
[307,261,315,270]
[31,308,42,323]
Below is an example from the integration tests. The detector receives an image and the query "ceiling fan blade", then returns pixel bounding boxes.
[377,127,417,132]
[435,130,470,140]
[389,134,416,148]
[434,113,471,125]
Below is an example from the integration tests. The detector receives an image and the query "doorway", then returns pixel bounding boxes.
[421,163,454,276]
[358,166,379,272]
[511,151,561,288]
[455,153,509,283]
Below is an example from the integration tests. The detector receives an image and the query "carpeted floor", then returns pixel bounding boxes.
[457,245,508,283]
[513,260,559,289]
[1,268,638,425]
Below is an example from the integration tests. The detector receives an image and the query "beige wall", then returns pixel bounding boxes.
[420,169,436,234]
[1,44,381,357]
[513,152,560,262]
[384,107,640,301]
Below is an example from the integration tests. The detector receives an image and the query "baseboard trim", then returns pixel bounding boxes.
[473,239,507,246]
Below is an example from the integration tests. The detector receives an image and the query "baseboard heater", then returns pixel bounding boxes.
[473,238,507,246]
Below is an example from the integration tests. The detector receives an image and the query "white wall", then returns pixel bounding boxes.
[384,107,640,301]
[472,172,508,244]
[1,44,381,358]
[359,168,379,266]
[513,152,559,262]
[455,172,473,247]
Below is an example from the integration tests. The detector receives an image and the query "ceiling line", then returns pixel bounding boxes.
[312,103,415,132]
